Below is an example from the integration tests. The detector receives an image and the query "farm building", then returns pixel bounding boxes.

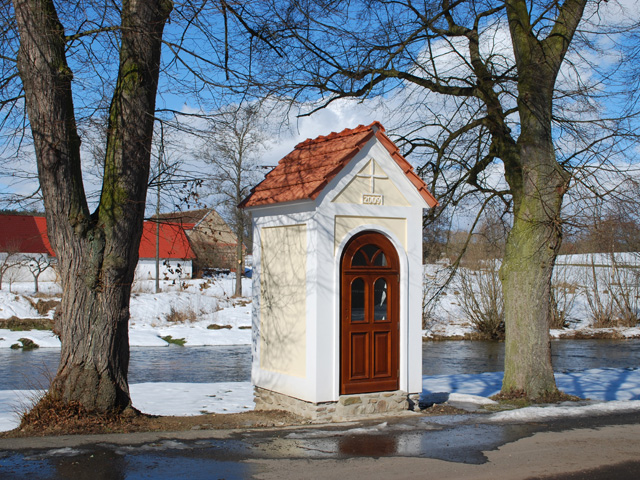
[0,214,57,286]
[153,208,242,275]
[0,213,195,285]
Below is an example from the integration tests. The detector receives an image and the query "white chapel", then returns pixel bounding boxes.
[240,121,438,420]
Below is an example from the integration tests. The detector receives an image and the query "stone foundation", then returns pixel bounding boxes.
[254,387,418,422]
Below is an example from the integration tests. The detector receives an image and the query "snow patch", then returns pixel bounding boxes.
[2,368,640,432]
[129,381,255,417]
[487,400,640,423]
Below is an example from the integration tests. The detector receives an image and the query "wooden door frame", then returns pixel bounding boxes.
[340,231,400,395]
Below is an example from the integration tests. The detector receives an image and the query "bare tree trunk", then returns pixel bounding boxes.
[14,0,172,411]
[235,229,243,297]
[234,181,244,297]
[501,143,567,398]
[498,0,582,399]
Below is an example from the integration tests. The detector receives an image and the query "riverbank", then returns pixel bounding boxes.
[0,277,252,349]
[3,270,640,347]
[422,256,640,340]
[423,327,640,341]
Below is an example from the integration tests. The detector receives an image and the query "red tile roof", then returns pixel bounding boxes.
[240,121,438,208]
[0,215,195,260]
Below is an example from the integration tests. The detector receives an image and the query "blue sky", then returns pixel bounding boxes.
[1,0,639,222]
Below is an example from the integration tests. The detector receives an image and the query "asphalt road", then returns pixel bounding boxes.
[1,410,639,479]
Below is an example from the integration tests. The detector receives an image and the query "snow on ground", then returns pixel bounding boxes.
[555,252,640,266]
[0,276,252,349]
[3,255,640,346]
[0,390,40,432]
[0,330,61,349]
[130,382,255,416]
[422,256,640,339]
[487,400,640,423]
[0,292,49,320]
[550,326,640,339]
[0,382,256,432]
[421,368,640,402]
[2,368,640,432]
[2,262,640,431]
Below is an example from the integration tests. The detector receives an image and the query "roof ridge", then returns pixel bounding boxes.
[241,121,437,208]
[294,121,383,150]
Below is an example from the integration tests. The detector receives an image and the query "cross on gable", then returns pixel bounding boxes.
[355,160,388,194]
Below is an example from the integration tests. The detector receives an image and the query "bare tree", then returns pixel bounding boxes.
[9,0,172,413]
[0,241,21,291]
[1,0,279,415]
[550,262,578,329]
[450,204,510,268]
[458,260,505,340]
[247,0,640,400]
[202,102,270,297]
[24,253,54,294]
[569,180,640,255]
[148,125,205,293]
[422,206,450,264]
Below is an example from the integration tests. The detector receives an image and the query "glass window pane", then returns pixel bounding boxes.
[373,278,388,321]
[361,244,379,262]
[352,244,381,267]
[372,251,387,266]
[351,278,366,322]
[352,250,368,266]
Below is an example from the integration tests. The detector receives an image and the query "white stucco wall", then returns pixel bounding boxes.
[333,159,410,207]
[250,203,319,402]
[259,224,307,377]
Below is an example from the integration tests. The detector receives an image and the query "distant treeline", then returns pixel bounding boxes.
[424,208,640,266]
[0,209,45,217]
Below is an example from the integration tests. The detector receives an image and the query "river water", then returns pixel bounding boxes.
[422,339,640,375]
[0,339,638,390]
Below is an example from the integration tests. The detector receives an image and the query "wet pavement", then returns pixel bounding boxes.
[2,410,640,479]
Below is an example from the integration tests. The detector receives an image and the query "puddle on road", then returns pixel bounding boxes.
[0,443,252,480]
[0,417,546,479]
[234,416,540,464]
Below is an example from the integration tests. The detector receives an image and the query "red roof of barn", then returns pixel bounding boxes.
[0,214,54,255]
[0,215,195,260]
[240,121,438,208]
[138,221,195,259]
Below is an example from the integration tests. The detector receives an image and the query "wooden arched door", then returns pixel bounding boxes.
[340,231,400,395]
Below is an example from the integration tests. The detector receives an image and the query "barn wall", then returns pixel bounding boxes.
[0,253,58,284]
[133,259,193,281]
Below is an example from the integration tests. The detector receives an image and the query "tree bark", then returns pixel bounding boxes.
[14,0,172,411]
[499,0,584,399]
[500,140,567,398]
